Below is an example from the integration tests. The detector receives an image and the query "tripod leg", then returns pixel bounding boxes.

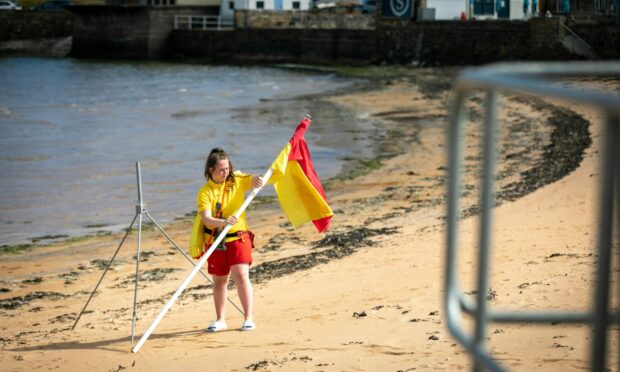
[131,212,143,345]
[145,212,244,316]
[72,213,139,330]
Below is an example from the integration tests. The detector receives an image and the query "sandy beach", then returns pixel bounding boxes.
[0,67,618,371]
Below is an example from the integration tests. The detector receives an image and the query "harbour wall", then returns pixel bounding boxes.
[1,9,618,64]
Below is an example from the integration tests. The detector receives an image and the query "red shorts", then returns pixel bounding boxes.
[206,231,254,276]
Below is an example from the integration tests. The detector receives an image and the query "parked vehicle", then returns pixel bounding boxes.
[31,0,72,10]
[0,0,22,9]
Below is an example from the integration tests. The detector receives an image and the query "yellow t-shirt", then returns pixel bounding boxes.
[196,170,253,242]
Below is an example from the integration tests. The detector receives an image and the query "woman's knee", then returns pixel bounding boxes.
[213,274,229,287]
[231,264,250,283]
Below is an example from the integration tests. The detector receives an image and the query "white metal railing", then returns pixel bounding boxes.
[445,62,620,371]
[174,15,234,30]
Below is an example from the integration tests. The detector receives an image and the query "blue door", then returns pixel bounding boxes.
[275,0,282,9]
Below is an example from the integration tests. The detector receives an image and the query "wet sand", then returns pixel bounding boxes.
[0,67,617,371]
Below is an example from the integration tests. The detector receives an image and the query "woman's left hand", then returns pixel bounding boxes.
[252,176,264,189]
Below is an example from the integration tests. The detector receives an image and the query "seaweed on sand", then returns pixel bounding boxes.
[0,291,69,310]
[251,227,399,284]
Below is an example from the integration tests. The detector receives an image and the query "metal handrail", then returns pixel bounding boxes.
[444,62,620,371]
[174,15,234,30]
[559,19,597,58]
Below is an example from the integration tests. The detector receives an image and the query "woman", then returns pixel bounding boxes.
[197,148,263,332]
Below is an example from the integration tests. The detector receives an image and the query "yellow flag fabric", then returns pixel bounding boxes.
[269,143,292,184]
[269,143,333,232]
[189,213,205,259]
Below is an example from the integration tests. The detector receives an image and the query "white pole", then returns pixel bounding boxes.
[131,168,274,353]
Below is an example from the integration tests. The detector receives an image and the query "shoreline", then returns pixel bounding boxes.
[0,66,592,256]
[0,66,612,372]
[0,65,428,254]
[0,64,375,252]
[0,68,595,287]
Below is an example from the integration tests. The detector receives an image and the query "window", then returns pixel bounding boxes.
[229,1,234,8]
[292,1,299,9]
[256,0,264,8]
[473,0,494,15]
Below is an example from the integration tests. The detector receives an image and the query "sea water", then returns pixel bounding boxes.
[0,57,378,247]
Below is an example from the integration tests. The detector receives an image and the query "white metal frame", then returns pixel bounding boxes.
[444,62,620,371]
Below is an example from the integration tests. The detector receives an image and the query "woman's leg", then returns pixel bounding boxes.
[213,274,229,321]
[230,264,253,321]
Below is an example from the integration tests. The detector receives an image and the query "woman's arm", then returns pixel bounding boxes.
[200,210,237,228]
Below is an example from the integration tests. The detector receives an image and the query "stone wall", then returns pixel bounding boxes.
[70,6,217,59]
[0,10,74,41]
[572,21,620,59]
[71,6,150,58]
[375,19,574,65]
[169,18,577,65]
[168,28,376,63]
[233,9,375,29]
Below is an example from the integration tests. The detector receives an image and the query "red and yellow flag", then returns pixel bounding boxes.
[269,116,333,233]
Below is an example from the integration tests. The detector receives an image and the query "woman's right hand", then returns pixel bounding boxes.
[224,216,238,227]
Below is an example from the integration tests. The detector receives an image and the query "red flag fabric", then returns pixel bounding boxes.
[269,116,333,233]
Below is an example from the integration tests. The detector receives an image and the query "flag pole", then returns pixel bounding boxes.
[131,168,274,353]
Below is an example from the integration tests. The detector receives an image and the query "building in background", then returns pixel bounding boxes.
[470,0,617,19]
[424,0,466,19]
[219,0,310,17]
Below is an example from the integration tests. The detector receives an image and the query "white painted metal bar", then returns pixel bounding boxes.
[590,113,618,371]
[131,162,145,344]
[473,90,499,372]
[444,89,505,372]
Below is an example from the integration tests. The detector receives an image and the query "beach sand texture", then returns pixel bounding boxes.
[0,70,618,371]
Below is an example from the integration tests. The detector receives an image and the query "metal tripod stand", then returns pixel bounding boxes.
[72,161,243,344]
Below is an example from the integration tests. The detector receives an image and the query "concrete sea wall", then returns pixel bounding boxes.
[1,8,617,64]
[0,10,74,41]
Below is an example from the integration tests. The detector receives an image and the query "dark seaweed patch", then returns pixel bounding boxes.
[59,270,81,284]
[0,244,36,255]
[0,291,69,310]
[498,106,591,202]
[134,250,158,262]
[30,234,69,243]
[121,268,181,286]
[246,360,276,370]
[22,277,43,285]
[313,227,399,249]
[257,234,303,253]
[459,101,591,220]
[90,258,122,270]
[251,227,398,284]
